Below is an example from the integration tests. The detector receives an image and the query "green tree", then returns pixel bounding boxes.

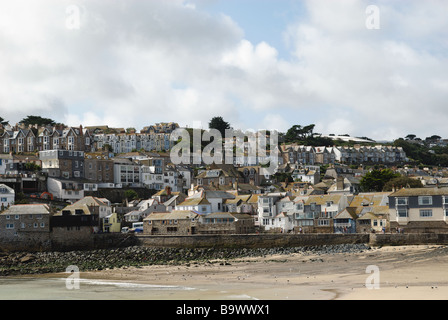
[0,117,8,126]
[383,176,423,191]
[360,168,400,192]
[208,116,230,137]
[284,124,317,143]
[20,115,56,127]
[24,163,41,172]
[124,189,138,201]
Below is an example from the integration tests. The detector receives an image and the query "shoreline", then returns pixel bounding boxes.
[8,244,448,300]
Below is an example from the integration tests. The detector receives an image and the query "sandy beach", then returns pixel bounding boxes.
[59,244,448,300]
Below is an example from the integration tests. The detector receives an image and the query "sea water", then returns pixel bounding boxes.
[0,277,197,300]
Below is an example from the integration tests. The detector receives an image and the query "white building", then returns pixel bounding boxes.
[0,184,15,209]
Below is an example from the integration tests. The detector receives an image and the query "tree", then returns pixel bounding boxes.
[284,124,316,143]
[0,117,8,126]
[360,168,400,192]
[208,116,230,137]
[24,163,41,172]
[383,176,423,191]
[405,134,416,140]
[20,115,56,127]
[124,189,138,201]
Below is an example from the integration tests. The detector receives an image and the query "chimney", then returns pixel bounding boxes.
[336,176,344,190]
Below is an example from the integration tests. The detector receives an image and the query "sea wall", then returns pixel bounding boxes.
[136,233,370,249]
[3,232,448,253]
[369,233,448,246]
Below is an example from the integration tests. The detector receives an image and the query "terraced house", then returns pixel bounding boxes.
[1,127,35,153]
[281,144,407,166]
[389,187,448,233]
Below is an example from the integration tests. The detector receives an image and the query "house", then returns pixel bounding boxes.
[270,212,295,233]
[103,212,121,233]
[175,197,212,215]
[237,166,266,186]
[0,127,36,153]
[4,154,41,175]
[223,194,252,213]
[0,184,15,210]
[84,153,114,184]
[334,207,358,233]
[327,176,361,194]
[300,194,350,233]
[388,187,448,233]
[141,122,179,134]
[143,210,199,235]
[163,193,188,212]
[194,164,244,188]
[0,154,13,174]
[0,204,50,240]
[257,194,283,229]
[197,212,255,234]
[356,206,389,233]
[51,203,100,249]
[113,158,142,187]
[123,198,166,223]
[69,196,112,219]
[189,189,235,212]
[291,166,320,184]
[39,149,84,179]
[124,210,144,224]
[46,177,85,202]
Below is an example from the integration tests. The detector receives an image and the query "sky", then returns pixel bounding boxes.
[0,0,447,141]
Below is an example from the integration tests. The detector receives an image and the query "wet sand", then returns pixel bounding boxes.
[61,244,448,300]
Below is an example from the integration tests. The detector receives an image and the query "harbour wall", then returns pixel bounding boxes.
[3,233,448,252]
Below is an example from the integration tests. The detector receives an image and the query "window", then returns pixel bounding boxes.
[397,208,408,218]
[318,219,330,226]
[420,209,433,217]
[6,223,14,229]
[418,196,432,206]
[298,220,313,226]
[396,197,408,205]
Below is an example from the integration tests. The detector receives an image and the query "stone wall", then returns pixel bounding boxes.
[369,233,448,246]
[136,233,370,249]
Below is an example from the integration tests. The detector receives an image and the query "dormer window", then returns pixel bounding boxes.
[418,196,432,206]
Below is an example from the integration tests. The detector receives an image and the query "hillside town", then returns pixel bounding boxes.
[2,120,448,249]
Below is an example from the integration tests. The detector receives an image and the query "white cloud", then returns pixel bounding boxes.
[0,0,447,142]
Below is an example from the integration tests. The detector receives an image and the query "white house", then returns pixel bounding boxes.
[47,177,85,202]
[0,184,15,209]
[176,197,212,215]
[271,212,295,232]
